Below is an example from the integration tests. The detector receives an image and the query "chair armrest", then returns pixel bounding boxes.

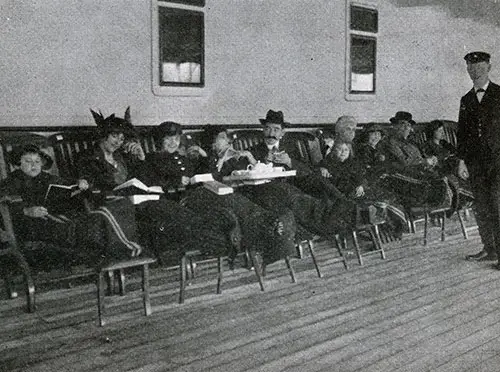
[0,195,23,204]
[0,195,22,248]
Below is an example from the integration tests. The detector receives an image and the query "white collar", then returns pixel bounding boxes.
[474,81,490,92]
[266,141,280,150]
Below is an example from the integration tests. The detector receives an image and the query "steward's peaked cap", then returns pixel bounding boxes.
[464,51,491,63]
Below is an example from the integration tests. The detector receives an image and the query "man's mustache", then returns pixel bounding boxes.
[265,136,279,140]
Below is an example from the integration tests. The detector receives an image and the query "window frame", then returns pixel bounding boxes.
[344,1,378,101]
[152,0,206,97]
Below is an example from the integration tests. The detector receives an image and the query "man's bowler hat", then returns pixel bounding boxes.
[389,111,416,125]
[259,110,289,127]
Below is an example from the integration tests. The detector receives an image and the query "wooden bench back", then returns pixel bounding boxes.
[0,121,457,182]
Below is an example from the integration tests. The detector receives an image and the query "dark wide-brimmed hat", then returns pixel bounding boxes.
[90,106,137,139]
[259,110,289,127]
[389,111,416,125]
[153,121,182,142]
[464,51,490,64]
[199,125,231,150]
[363,123,387,136]
[10,144,53,170]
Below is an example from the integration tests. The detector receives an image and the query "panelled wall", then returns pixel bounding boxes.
[1,0,499,127]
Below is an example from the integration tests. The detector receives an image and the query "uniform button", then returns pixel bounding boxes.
[177,161,182,164]
[181,167,186,171]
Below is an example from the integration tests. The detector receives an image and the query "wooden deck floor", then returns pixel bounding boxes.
[2,220,500,372]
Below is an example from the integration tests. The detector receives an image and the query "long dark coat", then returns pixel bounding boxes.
[456,81,500,254]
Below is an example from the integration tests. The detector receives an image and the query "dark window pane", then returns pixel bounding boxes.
[158,7,204,86]
[158,0,205,7]
[350,36,376,93]
[350,6,378,33]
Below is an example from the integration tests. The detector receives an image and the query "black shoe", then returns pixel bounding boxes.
[495,262,500,270]
[478,254,498,262]
[466,250,492,261]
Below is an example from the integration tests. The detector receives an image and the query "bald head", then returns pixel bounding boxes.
[335,116,357,143]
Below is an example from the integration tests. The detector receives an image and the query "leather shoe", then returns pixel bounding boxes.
[466,250,497,261]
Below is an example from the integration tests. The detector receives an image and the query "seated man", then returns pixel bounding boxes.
[149,123,297,267]
[249,109,313,177]
[383,111,437,170]
[240,110,358,236]
[380,111,452,209]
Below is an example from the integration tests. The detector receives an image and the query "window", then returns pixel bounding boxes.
[347,4,378,95]
[152,0,205,96]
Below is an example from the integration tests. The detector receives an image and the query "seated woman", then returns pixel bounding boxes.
[321,141,407,237]
[76,108,237,263]
[380,111,452,209]
[356,123,389,176]
[0,144,140,268]
[147,122,297,266]
[197,126,358,238]
[421,120,474,210]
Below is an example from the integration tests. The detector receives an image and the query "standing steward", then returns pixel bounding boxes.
[457,51,500,267]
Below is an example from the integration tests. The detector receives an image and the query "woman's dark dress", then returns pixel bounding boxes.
[421,139,474,210]
[147,150,297,265]
[77,146,236,263]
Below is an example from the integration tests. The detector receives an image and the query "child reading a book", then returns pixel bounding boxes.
[0,144,133,268]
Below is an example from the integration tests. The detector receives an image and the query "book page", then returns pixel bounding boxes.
[190,173,215,184]
[44,184,79,204]
[113,178,149,192]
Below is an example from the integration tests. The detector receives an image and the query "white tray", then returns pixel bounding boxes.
[223,169,296,182]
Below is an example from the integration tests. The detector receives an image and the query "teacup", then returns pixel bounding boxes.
[247,161,273,172]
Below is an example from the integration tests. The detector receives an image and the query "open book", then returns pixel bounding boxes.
[44,184,81,206]
[113,178,164,195]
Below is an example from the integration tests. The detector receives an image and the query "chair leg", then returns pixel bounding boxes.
[13,250,36,312]
[188,257,196,279]
[4,275,17,299]
[410,215,416,234]
[25,273,36,313]
[106,270,115,296]
[351,230,363,266]
[464,208,470,221]
[141,264,152,316]
[118,269,126,296]
[307,240,322,278]
[97,271,106,326]
[458,209,469,239]
[216,257,223,295]
[248,250,264,291]
[423,212,429,246]
[179,255,187,304]
[244,249,252,269]
[372,224,386,260]
[440,211,446,242]
[284,256,296,283]
[333,234,349,270]
[296,242,305,259]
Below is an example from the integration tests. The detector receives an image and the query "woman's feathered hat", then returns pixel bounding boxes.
[90,106,137,139]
